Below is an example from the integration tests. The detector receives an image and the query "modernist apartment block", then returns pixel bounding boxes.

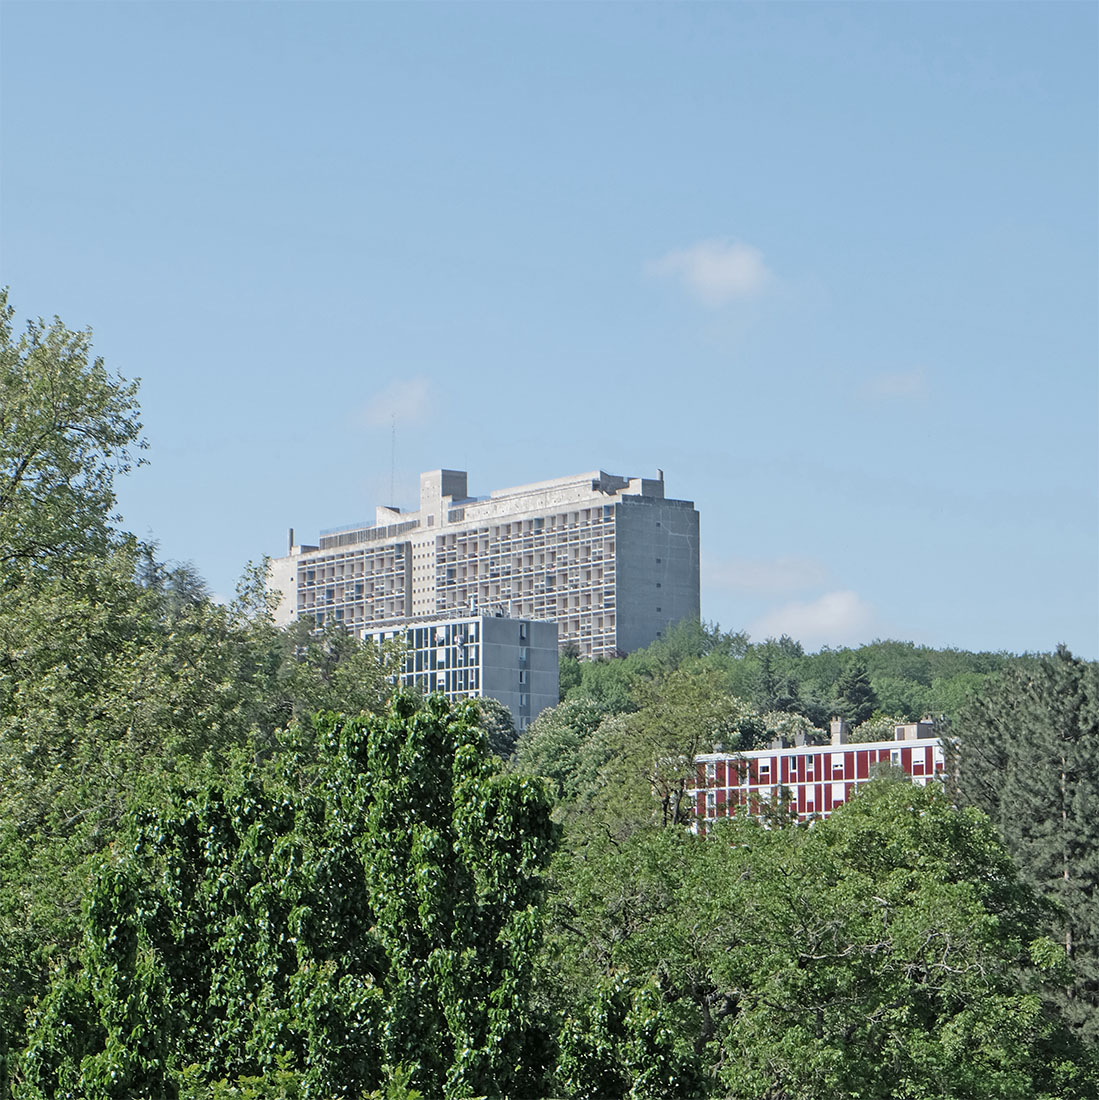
[692,721,945,827]
[361,613,559,730]
[269,467,700,658]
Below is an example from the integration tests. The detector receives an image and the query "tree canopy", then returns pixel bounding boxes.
[19,697,556,1100]
[953,646,1099,1043]
[0,290,145,574]
[3,294,1095,1100]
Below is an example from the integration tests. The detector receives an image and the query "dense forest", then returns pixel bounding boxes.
[2,292,1097,1098]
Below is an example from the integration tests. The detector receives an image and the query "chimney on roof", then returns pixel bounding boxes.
[830,718,848,746]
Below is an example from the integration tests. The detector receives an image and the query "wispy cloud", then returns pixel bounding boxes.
[861,368,929,401]
[703,554,829,596]
[361,378,434,427]
[646,239,773,306]
[747,589,879,650]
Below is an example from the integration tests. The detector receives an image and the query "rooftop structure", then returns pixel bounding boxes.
[269,467,700,658]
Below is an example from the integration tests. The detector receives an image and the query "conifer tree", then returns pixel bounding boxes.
[954,646,1099,1041]
[833,659,878,725]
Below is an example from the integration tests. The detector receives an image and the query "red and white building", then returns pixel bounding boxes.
[692,720,946,826]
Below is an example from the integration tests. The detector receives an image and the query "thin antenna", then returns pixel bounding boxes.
[390,414,396,505]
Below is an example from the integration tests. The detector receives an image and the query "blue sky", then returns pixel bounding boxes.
[3,2,1096,657]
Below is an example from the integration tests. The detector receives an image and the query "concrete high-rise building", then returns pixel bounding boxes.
[269,467,700,658]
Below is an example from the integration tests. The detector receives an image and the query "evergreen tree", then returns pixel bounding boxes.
[833,659,878,725]
[953,646,1099,1042]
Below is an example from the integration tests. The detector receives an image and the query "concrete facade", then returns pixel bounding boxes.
[361,613,559,730]
[269,467,700,658]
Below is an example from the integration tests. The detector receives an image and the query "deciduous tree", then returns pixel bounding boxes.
[19,695,557,1100]
[0,290,145,575]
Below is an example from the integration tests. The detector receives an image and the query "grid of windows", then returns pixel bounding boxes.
[273,468,699,661]
[692,739,946,827]
[361,614,557,731]
[367,619,483,700]
[433,506,617,658]
[296,543,408,628]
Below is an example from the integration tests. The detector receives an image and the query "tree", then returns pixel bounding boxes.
[833,658,878,725]
[581,667,751,832]
[546,781,1096,1099]
[0,290,145,575]
[272,614,402,726]
[0,547,279,1084]
[513,696,617,803]
[704,782,1095,1099]
[559,643,582,700]
[472,696,518,758]
[0,538,403,1086]
[849,712,907,743]
[953,646,1099,1042]
[19,695,558,1099]
[556,977,704,1100]
[760,709,825,745]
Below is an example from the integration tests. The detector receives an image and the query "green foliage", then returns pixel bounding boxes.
[0,540,404,1069]
[19,695,557,1099]
[849,712,907,743]
[581,668,751,832]
[0,289,145,574]
[760,709,825,745]
[548,781,1097,1099]
[472,695,518,758]
[556,977,704,1100]
[832,658,878,726]
[953,646,1099,1042]
[559,643,582,700]
[272,614,403,726]
[869,674,931,720]
[512,696,616,802]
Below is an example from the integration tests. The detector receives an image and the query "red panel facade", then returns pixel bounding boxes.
[692,736,946,828]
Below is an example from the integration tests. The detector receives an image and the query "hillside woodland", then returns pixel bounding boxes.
[2,293,1096,1097]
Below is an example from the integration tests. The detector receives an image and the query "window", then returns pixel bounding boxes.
[706,791,716,813]
[705,762,716,782]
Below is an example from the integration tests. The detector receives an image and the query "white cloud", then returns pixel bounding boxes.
[646,239,773,306]
[361,377,433,427]
[702,554,829,596]
[747,590,879,650]
[862,368,929,401]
